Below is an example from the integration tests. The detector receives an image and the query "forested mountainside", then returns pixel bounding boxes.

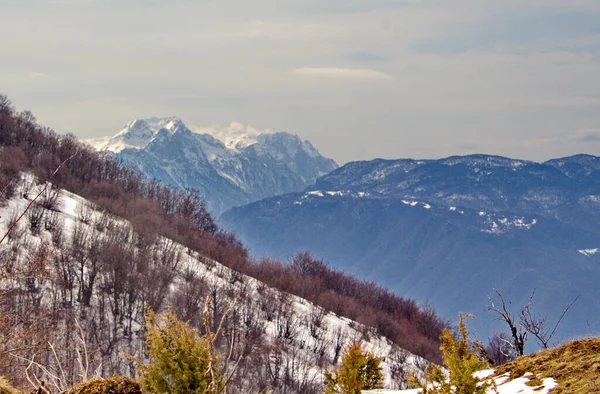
[0,95,445,392]
[88,117,337,215]
[221,155,600,345]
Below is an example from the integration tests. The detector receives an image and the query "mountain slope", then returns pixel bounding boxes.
[90,118,337,214]
[494,336,600,393]
[0,174,425,392]
[0,98,445,392]
[220,154,600,344]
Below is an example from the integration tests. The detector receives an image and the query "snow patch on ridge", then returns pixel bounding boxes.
[482,215,537,234]
[302,190,371,200]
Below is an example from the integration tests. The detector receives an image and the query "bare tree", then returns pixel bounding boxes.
[522,292,580,349]
[485,332,515,366]
[487,289,528,356]
[488,289,580,356]
[76,201,93,225]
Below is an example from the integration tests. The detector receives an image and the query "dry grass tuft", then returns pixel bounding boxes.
[495,337,600,393]
[62,376,141,394]
[0,376,19,394]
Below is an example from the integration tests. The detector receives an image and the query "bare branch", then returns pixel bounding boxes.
[0,151,78,245]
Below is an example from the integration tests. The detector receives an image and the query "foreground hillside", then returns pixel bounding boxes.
[0,176,427,391]
[367,337,600,393]
[221,155,600,342]
[0,94,445,391]
[494,337,600,393]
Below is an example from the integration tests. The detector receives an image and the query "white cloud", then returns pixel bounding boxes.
[573,128,600,142]
[27,72,47,79]
[291,67,393,80]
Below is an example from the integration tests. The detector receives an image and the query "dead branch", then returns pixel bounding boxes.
[0,152,78,245]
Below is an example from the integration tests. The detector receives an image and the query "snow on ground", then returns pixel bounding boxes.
[481,216,537,235]
[302,190,371,200]
[0,173,425,390]
[363,369,558,393]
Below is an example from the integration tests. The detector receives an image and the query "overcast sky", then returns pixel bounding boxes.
[2,0,600,164]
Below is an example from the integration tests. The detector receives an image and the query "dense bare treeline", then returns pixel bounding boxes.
[0,95,446,390]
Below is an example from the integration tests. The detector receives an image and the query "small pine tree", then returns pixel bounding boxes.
[137,306,223,394]
[410,313,494,394]
[324,342,383,394]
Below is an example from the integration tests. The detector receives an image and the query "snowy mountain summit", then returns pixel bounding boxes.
[91,117,187,153]
[89,117,338,214]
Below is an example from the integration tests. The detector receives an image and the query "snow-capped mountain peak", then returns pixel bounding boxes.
[88,117,338,214]
[89,117,187,153]
[196,121,274,152]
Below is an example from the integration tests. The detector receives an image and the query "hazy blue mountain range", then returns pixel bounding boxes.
[88,118,338,215]
[220,154,600,344]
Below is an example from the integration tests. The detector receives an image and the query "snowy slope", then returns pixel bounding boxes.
[0,173,423,392]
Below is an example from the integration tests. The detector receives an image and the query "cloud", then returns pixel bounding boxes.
[27,72,47,79]
[575,128,600,142]
[291,68,393,80]
[523,128,600,148]
[3,0,600,164]
[346,52,388,63]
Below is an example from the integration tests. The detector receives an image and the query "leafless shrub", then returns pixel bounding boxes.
[228,269,243,285]
[50,217,65,248]
[307,304,327,338]
[5,209,25,243]
[488,289,580,355]
[387,348,411,389]
[522,292,579,349]
[39,186,60,211]
[27,204,45,235]
[76,202,93,225]
[331,327,347,365]
[44,210,62,233]
[485,332,516,366]
[12,320,99,393]
[275,303,299,341]
[260,289,279,322]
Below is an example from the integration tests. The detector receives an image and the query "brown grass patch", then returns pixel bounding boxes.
[63,376,141,394]
[495,337,600,393]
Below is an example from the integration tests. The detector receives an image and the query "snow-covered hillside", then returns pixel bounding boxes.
[86,118,338,215]
[0,174,423,392]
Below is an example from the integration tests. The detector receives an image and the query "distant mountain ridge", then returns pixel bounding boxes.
[220,153,600,344]
[88,118,338,214]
